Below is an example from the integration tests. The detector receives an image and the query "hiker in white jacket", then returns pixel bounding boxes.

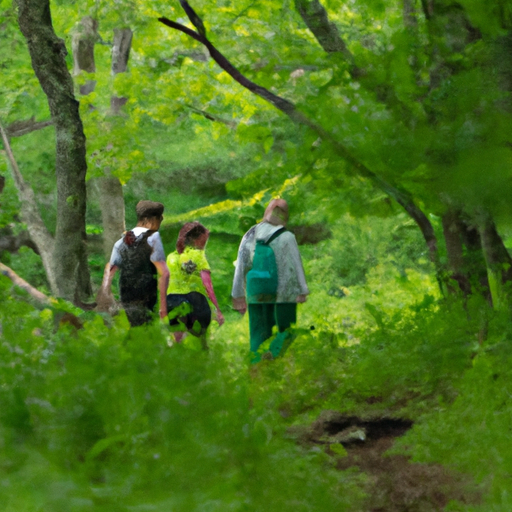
[232,199,309,359]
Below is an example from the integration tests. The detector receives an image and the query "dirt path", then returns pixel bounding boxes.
[291,411,480,511]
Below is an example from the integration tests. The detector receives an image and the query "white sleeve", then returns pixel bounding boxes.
[231,227,256,298]
[148,232,166,262]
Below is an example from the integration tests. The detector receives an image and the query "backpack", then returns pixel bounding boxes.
[246,227,286,304]
[118,229,157,303]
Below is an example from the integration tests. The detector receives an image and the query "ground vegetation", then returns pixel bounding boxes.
[2,0,512,510]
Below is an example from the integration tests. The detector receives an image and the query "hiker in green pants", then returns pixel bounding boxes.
[232,199,309,360]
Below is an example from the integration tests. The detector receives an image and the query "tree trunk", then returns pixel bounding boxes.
[96,27,132,258]
[442,209,470,295]
[0,229,39,255]
[294,0,353,60]
[17,0,92,302]
[442,209,491,300]
[96,176,125,257]
[0,123,59,294]
[72,16,98,95]
[476,213,512,309]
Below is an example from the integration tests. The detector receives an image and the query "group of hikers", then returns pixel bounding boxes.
[99,198,309,360]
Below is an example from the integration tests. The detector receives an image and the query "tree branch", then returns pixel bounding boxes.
[0,121,58,293]
[0,262,52,306]
[158,4,439,265]
[186,104,237,128]
[294,0,354,61]
[0,229,40,254]
[6,118,53,138]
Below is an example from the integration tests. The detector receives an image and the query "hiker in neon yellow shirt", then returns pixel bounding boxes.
[167,246,210,294]
[166,222,224,347]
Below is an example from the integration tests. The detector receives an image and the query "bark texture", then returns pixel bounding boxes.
[72,16,98,95]
[110,28,132,113]
[17,0,92,302]
[96,26,133,257]
[71,18,127,258]
[112,28,133,74]
[0,230,39,254]
[96,176,125,257]
[479,216,512,280]
[6,118,53,138]
[478,213,512,309]
[294,0,353,59]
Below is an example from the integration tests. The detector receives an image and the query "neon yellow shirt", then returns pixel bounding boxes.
[166,247,210,294]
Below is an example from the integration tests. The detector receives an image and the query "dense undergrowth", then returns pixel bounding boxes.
[2,213,512,510]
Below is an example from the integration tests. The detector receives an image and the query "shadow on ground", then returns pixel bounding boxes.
[289,410,481,512]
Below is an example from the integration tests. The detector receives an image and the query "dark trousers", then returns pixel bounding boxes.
[248,303,297,355]
[167,292,211,336]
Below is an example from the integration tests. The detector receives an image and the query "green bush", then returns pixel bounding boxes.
[0,275,364,511]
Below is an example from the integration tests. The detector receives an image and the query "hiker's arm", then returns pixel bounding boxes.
[232,230,252,316]
[232,296,247,316]
[103,263,118,291]
[201,270,224,325]
[153,260,170,319]
[95,263,118,312]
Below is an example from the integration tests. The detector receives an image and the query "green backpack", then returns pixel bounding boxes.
[246,227,286,304]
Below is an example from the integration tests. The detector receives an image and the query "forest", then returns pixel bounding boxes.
[2,0,512,509]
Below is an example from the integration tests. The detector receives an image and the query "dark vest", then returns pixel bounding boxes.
[118,230,157,307]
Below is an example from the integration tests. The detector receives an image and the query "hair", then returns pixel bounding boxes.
[176,222,209,254]
[135,200,164,222]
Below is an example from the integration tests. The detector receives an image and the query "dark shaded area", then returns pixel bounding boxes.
[0,228,39,254]
[323,415,413,444]
[338,436,480,512]
[289,223,332,245]
[289,411,481,512]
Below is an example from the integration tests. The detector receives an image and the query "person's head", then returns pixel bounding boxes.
[263,198,289,226]
[135,200,165,230]
[176,222,210,254]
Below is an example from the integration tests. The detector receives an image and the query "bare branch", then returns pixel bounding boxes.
[186,104,237,128]
[6,118,53,138]
[231,1,258,23]
[0,229,39,254]
[0,121,58,293]
[0,262,52,306]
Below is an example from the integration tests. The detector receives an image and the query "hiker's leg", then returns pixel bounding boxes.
[167,294,193,337]
[124,300,153,327]
[185,292,212,336]
[269,303,297,358]
[200,333,209,351]
[174,332,186,343]
[248,303,275,352]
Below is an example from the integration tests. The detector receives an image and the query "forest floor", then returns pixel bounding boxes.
[291,411,481,512]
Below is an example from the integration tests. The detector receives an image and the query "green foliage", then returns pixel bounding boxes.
[6,0,512,507]
[392,310,512,511]
[0,274,364,511]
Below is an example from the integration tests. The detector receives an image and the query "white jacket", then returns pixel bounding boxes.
[232,222,309,303]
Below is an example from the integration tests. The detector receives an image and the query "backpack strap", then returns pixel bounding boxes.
[123,229,155,247]
[264,227,286,245]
